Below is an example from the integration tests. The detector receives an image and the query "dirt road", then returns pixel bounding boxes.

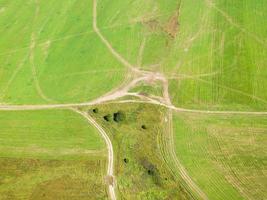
[73,109,116,200]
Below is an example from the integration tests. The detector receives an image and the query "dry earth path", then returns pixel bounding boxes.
[73,109,116,200]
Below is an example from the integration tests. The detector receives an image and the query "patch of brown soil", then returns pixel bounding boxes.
[142,11,180,39]
[164,11,179,38]
[143,19,161,32]
[105,175,114,186]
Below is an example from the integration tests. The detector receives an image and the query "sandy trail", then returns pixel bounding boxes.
[73,109,116,200]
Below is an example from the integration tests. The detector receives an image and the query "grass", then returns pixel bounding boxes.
[97,0,180,68]
[0,0,126,105]
[0,0,266,199]
[173,113,267,200]
[129,80,163,97]
[0,157,108,200]
[0,109,105,159]
[164,0,267,111]
[83,103,190,200]
[0,109,108,199]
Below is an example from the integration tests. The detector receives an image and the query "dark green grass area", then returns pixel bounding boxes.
[173,113,267,200]
[129,81,163,97]
[84,103,191,200]
[0,157,108,200]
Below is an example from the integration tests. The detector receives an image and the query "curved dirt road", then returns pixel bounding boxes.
[73,109,116,200]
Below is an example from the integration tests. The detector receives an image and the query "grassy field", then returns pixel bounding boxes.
[0,109,104,159]
[173,113,267,200]
[0,0,126,104]
[1,0,266,199]
[163,0,267,111]
[97,0,180,70]
[82,103,191,200]
[0,109,108,199]
[0,157,107,200]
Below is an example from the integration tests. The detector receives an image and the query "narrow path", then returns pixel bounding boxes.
[1,100,267,115]
[93,0,138,73]
[30,32,54,103]
[73,109,116,200]
[30,0,54,103]
[167,110,209,200]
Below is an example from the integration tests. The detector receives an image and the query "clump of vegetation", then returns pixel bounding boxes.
[140,158,156,175]
[103,114,111,122]
[141,125,147,130]
[140,158,161,185]
[89,103,190,199]
[113,111,125,122]
[92,108,99,113]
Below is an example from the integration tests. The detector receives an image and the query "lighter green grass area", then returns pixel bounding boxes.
[0,109,104,159]
[165,0,267,111]
[174,113,267,200]
[97,0,179,68]
[0,0,126,104]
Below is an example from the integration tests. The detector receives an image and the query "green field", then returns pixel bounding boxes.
[0,158,107,200]
[174,113,267,200]
[0,109,108,199]
[164,0,267,111]
[0,0,126,104]
[0,109,104,159]
[0,0,267,199]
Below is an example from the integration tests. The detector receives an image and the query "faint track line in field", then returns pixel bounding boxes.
[205,0,267,48]
[30,33,54,103]
[0,21,146,58]
[137,37,146,67]
[93,0,138,73]
[0,54,29,100]
[168,72,220,79]
[46,69,125,80]
[29,0,54,103]
[72,108,116,200]
[167,110,209,200]
[211,135,253,200]
[175,74,267,104]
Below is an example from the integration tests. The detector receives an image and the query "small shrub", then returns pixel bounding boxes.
[141,125,147,130]
[92,108,99,113]
[103,114,111,122]
[113,111,125,122]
